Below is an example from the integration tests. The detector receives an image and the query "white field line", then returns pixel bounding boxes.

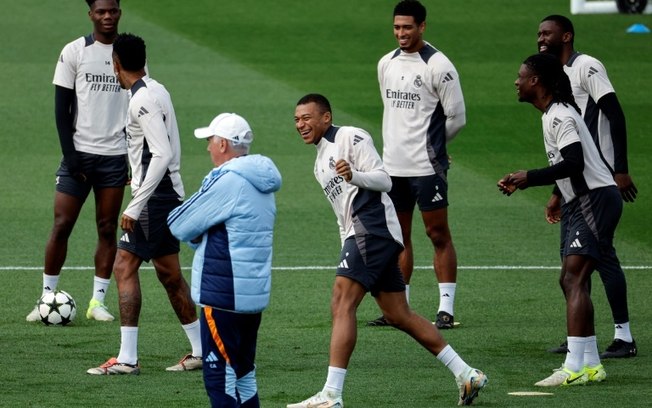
[2,265,651,271]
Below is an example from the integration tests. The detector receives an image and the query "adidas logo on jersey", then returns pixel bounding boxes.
[570,238,582,248]
[353,134,364,145]
[552,117,562,128]
[138,106,149,117]
[442,72,454,83]
[588,66,598,78]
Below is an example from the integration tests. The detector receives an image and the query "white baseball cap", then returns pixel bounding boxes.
[194,113,253,145]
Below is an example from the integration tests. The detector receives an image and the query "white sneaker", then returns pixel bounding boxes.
[287,391,343,408]
[534,367,587,387]
[456,367,487,406]
[26,304,40,322]
[86,299,114,321]
[166,353,202,371]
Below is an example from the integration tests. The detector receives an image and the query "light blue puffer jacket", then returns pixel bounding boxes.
[168,154,281,312]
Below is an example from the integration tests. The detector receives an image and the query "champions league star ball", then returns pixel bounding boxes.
[38,290,77,326]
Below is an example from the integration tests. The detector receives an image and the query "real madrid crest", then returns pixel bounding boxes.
[329,156,336,170]
[414,75,423,88]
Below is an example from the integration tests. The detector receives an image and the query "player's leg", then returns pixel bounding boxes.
[329,276,367,368]
[92,186,123,280]
[376,291,487,405]
[152,253,197,325]
[421,207,458,327]
[85,186,124,321]
[27,183,87,321]
[86,248,143,374]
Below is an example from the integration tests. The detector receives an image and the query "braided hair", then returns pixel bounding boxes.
[523,53,581,115]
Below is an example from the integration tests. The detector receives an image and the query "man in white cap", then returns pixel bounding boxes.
[168,113,282,408]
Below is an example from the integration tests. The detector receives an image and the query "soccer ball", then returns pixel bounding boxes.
[38,290,77,326]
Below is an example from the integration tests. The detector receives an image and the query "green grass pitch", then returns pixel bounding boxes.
[1,0,651,406]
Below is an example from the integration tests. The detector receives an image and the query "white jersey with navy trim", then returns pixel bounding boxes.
[123,77,184,220]
[564,52,617,171]
[314,125,403,246]
[542,102,616,203]
[52,34,128,156]
[378,41,466,177]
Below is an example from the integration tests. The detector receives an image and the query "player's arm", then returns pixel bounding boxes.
[54,85,84,181]
[434,60,466,143]
[123,108,173,222]
[168,171,238,246]
[504,143,584,191]
[597,92,637,201]
[340,133,391,192]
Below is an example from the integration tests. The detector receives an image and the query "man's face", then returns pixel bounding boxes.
[515,63,537,103]
[393,15,424,53]
[89,0,121,37]
[537,20,565,57]
[294,102,330,145]
[207,136,226,166]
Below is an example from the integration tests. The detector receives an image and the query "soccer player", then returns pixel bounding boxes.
[288,94,486,407]
[498,53,619,386]
[168,113,281,407]
[372,0,466,328]
[538,14,637,358]
[87,33,201,375]
[26,0,127,323]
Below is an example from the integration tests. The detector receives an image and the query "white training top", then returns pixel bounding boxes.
[564,52,617,171]
[52,34,128,156]
[123,77,184,220]
[313,125,403,246]
[542,102,616,203]
[378,42,466,177]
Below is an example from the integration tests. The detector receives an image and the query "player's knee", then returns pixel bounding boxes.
[96,218,119,240]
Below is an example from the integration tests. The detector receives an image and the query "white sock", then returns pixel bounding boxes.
[405,284,410,304]
[564,336,585,372]
[438,283,456,316]
[584,336,601,367]
[117,326,139,365]
[42,274,59,295]
[436,344,470,378]
[323,366,347,395]
[182,320,202,357]
[614,322,633,342]
[92,276,111,303]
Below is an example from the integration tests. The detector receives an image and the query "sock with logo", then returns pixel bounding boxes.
[92,276,111,303]
[405,284,410,304]
[438,283,456,316]
[182,319,202,357]
[614,322,633,342]
[437,344,469,378]
[323,366,346,396]
[42,273,59,295]
[117,326,139,366]
[564,336,586,373]
[584,335,601,367]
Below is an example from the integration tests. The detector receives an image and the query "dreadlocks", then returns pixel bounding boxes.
[523,53,581,115]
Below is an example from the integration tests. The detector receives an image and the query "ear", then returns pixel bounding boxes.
[562,32,573,44]
[419,21,426,34]
[323,111,332,124]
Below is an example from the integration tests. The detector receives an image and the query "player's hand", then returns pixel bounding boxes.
[121,214,136,232]
[545,194,562,224]
[64,152,87,183]
[614,173,637,203]
[507,170,529,190]
[335,159,352,182]
[497,174,516,196]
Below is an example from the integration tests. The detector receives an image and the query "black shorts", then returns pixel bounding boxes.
[388,174,448,212]
[337,235,405,297]
[118,198,181,262]
[560,186,622,261]
[55,152,128,200]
